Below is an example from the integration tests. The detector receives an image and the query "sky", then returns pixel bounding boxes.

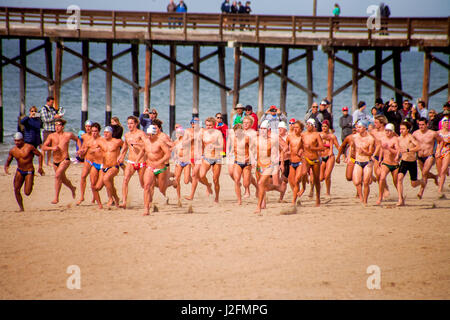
[0,0,449,17]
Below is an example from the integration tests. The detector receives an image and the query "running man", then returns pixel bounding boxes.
[42,118,77,204]
[94,126,124,208]
[76,120,95,205]
[371,115,390,199]
[184,117,213,201]
[413,118,441,199]
[77,122,105,208]
[232,123,251,205]
[285,120,304,205]
[254,120,280,213]
[172,126,191,206]
[117,116,147,208]
[140,125,171,216]
[301,119,325,206]
[319,120,340,198]
[376,123,400,205]
[397,121,424,206]
[4,132,45,211]
[336,126,357,182]
[199,117,224,203]
[352,120,375,205]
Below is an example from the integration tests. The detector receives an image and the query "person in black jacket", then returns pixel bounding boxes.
[20,106,42,149]
[319,100,333,131]
[383,101,402,134]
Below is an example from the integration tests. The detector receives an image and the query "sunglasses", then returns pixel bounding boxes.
[216,116,223,119]
[150,112,157,115]
[289,122,295,125]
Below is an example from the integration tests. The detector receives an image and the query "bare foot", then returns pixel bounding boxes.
[119,202,127,209]
[206,183,213,196]
[376,199,382,206]
[184,195,194,201]
[396,201,405,207]
[76,198,84,205]
[434,176,439,186]
[51,199,59,204]
[297,188,305,197]
[254,207,261,214]
[237,199,242,205]
[177,200,182,207]
[172,179,178,189]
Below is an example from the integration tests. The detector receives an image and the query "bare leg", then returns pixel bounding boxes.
[234,164,243,205]
[212,164,222,203]
[77,162,91,205]
[90,167,102,209]
[120,164,135,208]
[13,171,26,211]
[143,168,155,216]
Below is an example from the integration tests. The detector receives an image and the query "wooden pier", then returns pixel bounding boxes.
[0,7,449,140]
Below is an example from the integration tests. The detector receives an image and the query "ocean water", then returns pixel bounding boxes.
[0,39,448,161]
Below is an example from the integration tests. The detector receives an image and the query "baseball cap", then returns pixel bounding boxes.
[269,105,278,111]
[14,132,24,140]
[320,100,328,105]
[278,122,287,129]
[245,105,253,111]
[289,118,296,124]
[342,106,349,111]
[260,120,269,129]
[385,123,395,131]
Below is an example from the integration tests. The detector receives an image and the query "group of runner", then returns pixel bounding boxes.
[4,106,450,214]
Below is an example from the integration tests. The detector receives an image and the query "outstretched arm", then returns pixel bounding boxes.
[4,151,13,175]
[32,147,45,175]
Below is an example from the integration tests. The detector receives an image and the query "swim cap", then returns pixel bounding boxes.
[14,132,24,140]
[85,120,93,126]
[306,118,316,125]
[176,126,185,135]
[357,120,369,128]
[104,126,113,133]
[78,130,85,138]
[147,125,157,135]
[385,123,395,131]
[278,121,287,129]
[260,120,269,129]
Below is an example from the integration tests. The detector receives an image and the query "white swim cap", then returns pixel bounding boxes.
[357,120,369,128]
[146,125,157,135]
[14,132,24,140]
[176,126,185,135]
[278,121,287,129]
[306,118,316,125]
[260,120,269,129]
[85,120,93,126]
[104,126,113,133]
[385,123,395,131]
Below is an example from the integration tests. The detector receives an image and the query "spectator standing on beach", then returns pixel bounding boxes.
[111,117,124,140]
[260,105,288,131]
[232,103,245,126]
[40,96,65,166]
[339,106,352,142]
[304,102,324,131]
[244,105,258,131]
[383,101,402,134]
[417,100,428,119]
[319,100,333,130]
[352,101,369,126]
[139,107,158,133]
[21,106,42,149]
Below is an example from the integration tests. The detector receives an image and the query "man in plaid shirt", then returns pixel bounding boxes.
[40,96,65,165]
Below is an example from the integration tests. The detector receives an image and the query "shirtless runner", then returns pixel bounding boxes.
[371,115,390,199]
[435,117,450,196]
[4,132,45,211]
[76,120,94,205]
[140,125,171,216]
[254,120,280,213]
[172,125,192,206]
[352,120,375,205]
[184,117,213,201]
[232,123,251,205]
[397,121,424,206]
[375,123,400,205]
[319,120,340,198]
[77,122,105,208]
[285,120,304,205]
[336,126,357,182]
[117,116,147,208]
[42,118,77,204]
[94,126,124,208]
[199,117,224,203]
[412,117,442,199]
[301,119,325,206]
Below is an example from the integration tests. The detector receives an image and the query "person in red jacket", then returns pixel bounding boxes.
[214,112,228,157]
[245,105,258,131]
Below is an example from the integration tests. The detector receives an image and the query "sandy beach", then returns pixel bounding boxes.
[0,162,449,299]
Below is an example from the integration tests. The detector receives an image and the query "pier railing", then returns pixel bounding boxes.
[0,7,448,46]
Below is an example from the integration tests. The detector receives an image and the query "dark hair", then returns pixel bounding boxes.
[127,115,139,125]
[418,101,426,108]
[400,120,411,130]
[91,122,101,131]
[375,97,383,105]
[47,96,54,102]
[245,105,253,110]
[152,118,163,130]
[418,117,428,124]
[358,101,366,109]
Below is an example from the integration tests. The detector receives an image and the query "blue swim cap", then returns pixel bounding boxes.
[78,130,85,138]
